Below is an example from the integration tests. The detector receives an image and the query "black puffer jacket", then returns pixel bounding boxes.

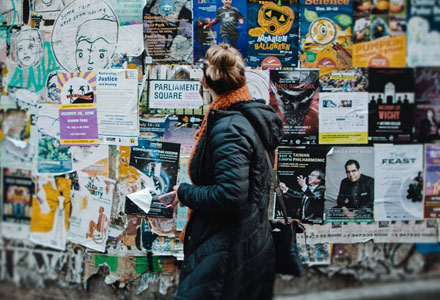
[174,100,283,300]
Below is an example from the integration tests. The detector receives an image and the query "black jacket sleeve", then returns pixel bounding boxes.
[177,117,252,215]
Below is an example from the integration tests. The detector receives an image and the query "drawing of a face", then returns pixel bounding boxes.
[76,39,111,71]
[14,29,43,68]
[74,19,118,72]
[46,71,58,103]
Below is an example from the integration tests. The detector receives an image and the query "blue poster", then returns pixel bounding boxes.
[193,0,247,63]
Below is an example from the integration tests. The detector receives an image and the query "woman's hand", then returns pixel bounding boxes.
[171,185,183,210]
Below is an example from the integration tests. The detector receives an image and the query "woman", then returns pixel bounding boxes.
[172,44,283,299]
[419,108,440,142]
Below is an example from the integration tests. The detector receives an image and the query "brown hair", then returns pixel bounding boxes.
[203,44,246,95]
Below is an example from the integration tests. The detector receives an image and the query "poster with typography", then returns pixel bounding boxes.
[30,176,71,250]
[129,139,180,218]
[269,69,319,145]
[319,92,368,144]
[368,68,415,143]
[58,72,98,146]
[143,65,206,116]
[164,114,202,157]
[276,146,328,224]
[1,168,34,240]
[319,67,368,92]
[193,0,247,62]
[96,69,139,146]
[374,144,424,221]
[247,0,299,68]
[299,0,353,68]
[325,146,374,222]
[352,0,407,67]
[407,0,440,67]
[143,0,193,64]
[424,144,440,219]
[68,174,115,252]
[413,67,440,143]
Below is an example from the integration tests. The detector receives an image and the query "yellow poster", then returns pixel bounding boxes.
[352,35,406,68]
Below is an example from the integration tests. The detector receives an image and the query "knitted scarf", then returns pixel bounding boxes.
[180,84,252,242]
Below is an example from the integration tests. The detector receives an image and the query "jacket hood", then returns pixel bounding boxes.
[230,100,283,150]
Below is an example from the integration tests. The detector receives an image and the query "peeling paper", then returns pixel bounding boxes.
[148,217,176,237]
[137,273,160,295]
[127,188,153,215]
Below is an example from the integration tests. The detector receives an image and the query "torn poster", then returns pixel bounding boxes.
[374,144,424,221]
[424,144,440,219]
[96,69,139,146]
[30,176,71,250]
[68,174,115,252]
[1,168,34,240]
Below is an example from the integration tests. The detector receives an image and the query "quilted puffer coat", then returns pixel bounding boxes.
[173,100,283,300]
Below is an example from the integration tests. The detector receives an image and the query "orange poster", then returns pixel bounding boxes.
[352,35,406,68]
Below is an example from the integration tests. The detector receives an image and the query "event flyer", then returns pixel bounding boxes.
[413,67,440,143]
[143,0,193,64]
[269,69,320,145]
[193,0,247,61]
[129,139,180,218]
[2,168,34,240]
[96,69,139,146]
[148,80,202,109]
[247,0,299,68]
[57,72,98,146]
[423,144,440,219]
[325,146,374,222]
[319,67,368,92]
[374,144,424,221]
[407,0,440,67]
[368,68,415,143]
[299,0,353,68]
[352,0,407,67]
[319,92,368,144]
[276,146,328,224]
[68,174,116,252]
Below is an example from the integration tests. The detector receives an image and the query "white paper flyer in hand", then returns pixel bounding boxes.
[126,188,153,214]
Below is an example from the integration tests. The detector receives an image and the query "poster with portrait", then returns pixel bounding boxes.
[424,144,440,219]
[143,0,193,64]
[374,144,424,221]
[413,67,440,143]
[247,0,299,68]
[269,69,319,145]
[368,68,415,143]
[325,146,374,222]
[68,174,115,252]
[276,146,328,224]
[193,0,247,62]
[1,168,34,240]
[299,0,353,68]
[128,139,180,218]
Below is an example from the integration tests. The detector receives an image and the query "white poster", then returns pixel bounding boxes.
[319,92,369,144]
[68,174,115,252]
[148,80,202,109]
[374,144,424,221]
[96,69,139,145]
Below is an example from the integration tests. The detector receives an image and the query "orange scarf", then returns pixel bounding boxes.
[180,85,252,242]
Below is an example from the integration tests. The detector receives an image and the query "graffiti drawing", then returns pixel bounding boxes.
[51,0,119,72]
[34,0,65,13]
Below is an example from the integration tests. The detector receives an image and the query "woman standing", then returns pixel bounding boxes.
[172,44,283,299]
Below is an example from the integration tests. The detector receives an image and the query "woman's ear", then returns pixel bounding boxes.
[200,74,209,89]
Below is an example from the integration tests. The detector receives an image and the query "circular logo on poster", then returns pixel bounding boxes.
[159,0,175,15]
[261,56,282,69]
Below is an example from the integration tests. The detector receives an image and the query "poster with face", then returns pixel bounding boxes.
[51,0,119,72]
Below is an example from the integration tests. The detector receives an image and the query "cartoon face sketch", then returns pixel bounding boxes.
[74,19,118,72]
[14,29,43,68]
[51,0,119,72]
[46,71,58,103]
